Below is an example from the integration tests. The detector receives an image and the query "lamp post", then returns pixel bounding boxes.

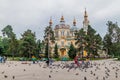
[47,34,50,59]
[46,26,51,62]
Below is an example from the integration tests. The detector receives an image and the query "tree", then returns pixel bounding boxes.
[0,36,5,56]
[45,42,49,58]
[1,37,9,56]
[103,21,120,56]
[86,26,102,56]
[8,33,18,59]
[54,43,59,58]
[2,25,13,38]
[44,26,55,58]
[44,26,55,43]
[2,25,18,59]
[0,46,4,56]
[19,29,36,58]
[36,39,45,58]
[68,43,76,59]
[75,25,102,57]
[75,28,86,57]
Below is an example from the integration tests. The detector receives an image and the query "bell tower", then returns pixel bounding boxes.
[83,8,89,34]
[49,17,53,26]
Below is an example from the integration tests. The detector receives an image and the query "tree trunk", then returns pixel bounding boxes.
[12,52,14,60]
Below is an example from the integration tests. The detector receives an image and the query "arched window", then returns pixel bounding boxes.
[61,30,64,36]
[67,31,69,36]
[61,41,64,46]
[55,31,58,37]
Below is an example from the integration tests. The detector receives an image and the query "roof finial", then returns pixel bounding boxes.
[60,15,65,22]
[73,17,76,26]
[49,16,52,26]
[84,8,88,17]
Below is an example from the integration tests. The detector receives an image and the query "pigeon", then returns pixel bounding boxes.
[49,75,51,78]
[115,72,118,78]
[75,73,79,75]
[1,71,5,74]
[84,77,87,80]
[29,63,31,66]
[96,76,98,80]
[50,70,52,73]
[90,71,93,74]
[67,69,70,72]
[56,71,58,72]
[103,77,105,80]
[4,75,8,78]
[13,76,15,79]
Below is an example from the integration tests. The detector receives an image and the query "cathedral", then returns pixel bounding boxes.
[45,9,89,57]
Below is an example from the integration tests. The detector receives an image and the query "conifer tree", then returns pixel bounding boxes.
[54,43,59,58]
[68,43,76,59]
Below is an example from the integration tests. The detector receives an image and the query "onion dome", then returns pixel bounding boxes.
[60,15,65,22]
[70,18,78,31]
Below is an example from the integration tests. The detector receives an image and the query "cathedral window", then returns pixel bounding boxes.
[68,42,70,46]
[61,30,64,36]
[61,41,64,46]
[72,32,74,36]
[55,31,58,37]
[73,33,74,36]
[67,31,69,36]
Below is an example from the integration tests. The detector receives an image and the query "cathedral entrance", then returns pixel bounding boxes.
[60,48,66,57]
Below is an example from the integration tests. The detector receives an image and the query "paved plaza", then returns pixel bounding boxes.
[0,59,120,80]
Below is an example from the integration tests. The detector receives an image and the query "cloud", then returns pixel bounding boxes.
[0,0,120,40]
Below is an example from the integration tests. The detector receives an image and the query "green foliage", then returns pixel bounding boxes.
[44,26,55,58]
[2,25,13,38]
[75,25,102,57]
[44,26,55,43]
[18,29,36,58]
[68,43,76,59]
[54,43,59,58]
[86,25,102,55]
[36,39,44,57]
[103,21,120,56]
[1,37,9,55]
[45,42,48,58]
[118,57,120,60]
[0,46,4,55]
[1,25,18,60]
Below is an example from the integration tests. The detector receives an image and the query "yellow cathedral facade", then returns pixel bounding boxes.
[46,9,89,57]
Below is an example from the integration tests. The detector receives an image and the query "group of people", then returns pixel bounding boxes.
[74,56,90,68]
[0,56,7,63]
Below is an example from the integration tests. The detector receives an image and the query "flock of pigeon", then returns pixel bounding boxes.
[0,59,120,80]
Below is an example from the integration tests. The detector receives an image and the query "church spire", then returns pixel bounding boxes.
[83,8,89,35]
[49,17,52,26]
[60,15,65,22]
[73,18,76,26]
[84,8,88,18]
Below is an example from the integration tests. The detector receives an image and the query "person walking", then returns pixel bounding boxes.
[46,58,50,66]
[74,56,79,67]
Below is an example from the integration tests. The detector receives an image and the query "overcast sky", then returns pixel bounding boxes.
[0,0,120,40]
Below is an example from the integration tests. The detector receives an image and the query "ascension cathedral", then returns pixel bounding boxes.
[44,9,89,57]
